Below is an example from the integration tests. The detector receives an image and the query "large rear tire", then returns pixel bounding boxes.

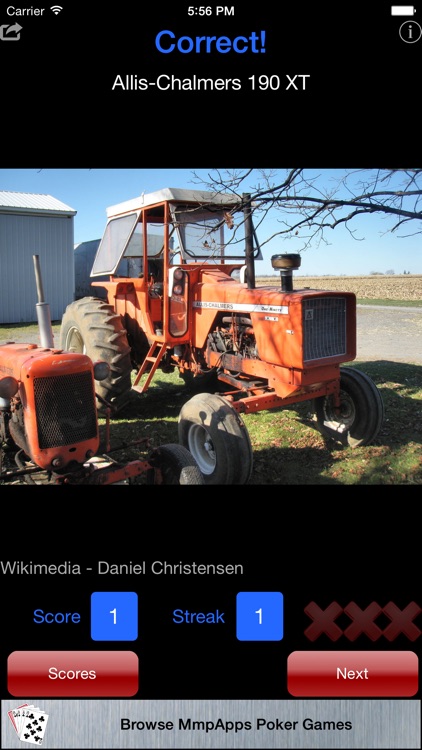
[178,393,253,484]
[147,443,205,485]
[314,367,384,447]
[60,297,132,414]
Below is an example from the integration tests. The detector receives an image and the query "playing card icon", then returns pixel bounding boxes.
[8,705,49,745]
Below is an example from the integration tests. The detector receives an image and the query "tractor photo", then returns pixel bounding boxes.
[59,187,384,484]
[0,256,204,486]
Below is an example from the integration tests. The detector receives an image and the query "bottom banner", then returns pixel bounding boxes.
[1,699,420,749]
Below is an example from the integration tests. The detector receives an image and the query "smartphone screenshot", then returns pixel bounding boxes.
[0,2,420,748]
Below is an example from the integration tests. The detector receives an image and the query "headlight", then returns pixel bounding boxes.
[0,376,18,399]
[93,361,110,381]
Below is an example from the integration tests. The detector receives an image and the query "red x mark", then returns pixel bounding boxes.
[383,601,422,642]
[304,600,422,641]
[343,601,384,641]
[304,601,343,641]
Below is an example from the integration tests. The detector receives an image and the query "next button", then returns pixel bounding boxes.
[287,651,418,696]
[8,651,138,697]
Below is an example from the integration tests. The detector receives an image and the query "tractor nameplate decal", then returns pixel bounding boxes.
[193,302,288,314]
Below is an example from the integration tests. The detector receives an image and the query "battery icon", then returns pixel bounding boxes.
[391,5,416,14]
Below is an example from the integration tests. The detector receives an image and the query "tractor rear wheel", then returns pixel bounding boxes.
[178,393,253,484]
[60,297,132,414]
[314,367,384,447]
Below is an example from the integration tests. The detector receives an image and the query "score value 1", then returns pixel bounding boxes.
[236,592,283,641]
[91,592,138,641]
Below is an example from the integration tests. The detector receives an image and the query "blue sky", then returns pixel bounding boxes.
[0,168,420,276]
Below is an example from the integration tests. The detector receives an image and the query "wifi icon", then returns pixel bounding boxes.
[50,5,63,14]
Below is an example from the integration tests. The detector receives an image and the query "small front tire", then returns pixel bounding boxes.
[314,367,384,447]
[178,393,253,484]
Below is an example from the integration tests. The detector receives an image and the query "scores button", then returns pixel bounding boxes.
[8,651,138,697]
[287,651,418,697]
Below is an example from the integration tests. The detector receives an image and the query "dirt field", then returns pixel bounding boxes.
[257,274,422,301]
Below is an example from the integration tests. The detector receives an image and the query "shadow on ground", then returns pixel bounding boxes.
[103,360,422,485]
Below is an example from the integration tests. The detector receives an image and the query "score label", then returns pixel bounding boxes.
[91,592,138,641]
[236,592,283,641]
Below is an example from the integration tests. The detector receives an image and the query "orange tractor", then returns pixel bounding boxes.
[60,188,384,484]
[0,256,204,485]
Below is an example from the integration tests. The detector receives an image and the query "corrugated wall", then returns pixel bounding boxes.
[0,213,75,323]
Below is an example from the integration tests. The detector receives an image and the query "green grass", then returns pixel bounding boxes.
[0,321,62,341]
[243,360,422,484]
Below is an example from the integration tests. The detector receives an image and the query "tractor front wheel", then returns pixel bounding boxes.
[60,297,132,414]
[314,367,384,447]
[178,393,253,484]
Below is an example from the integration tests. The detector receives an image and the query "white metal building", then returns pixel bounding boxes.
[0,191,77,324]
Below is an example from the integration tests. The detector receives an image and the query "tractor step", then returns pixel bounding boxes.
[132,341,167,393]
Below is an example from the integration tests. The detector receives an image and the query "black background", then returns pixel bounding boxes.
[0,1,419,166]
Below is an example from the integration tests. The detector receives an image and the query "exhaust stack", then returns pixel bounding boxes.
[271,253,301,292]
[33,254,54,349]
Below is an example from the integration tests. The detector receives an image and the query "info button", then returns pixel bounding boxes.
[288,651,418,696]
[8,651,138,697]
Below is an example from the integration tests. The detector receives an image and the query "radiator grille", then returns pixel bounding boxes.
[303,297,347,361]
[34,371,98,449]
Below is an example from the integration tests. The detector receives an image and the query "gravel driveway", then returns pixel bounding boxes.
[356,305,422,365]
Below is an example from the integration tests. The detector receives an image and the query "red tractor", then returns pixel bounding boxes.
[60,188,384,484]
[0,256,204,485]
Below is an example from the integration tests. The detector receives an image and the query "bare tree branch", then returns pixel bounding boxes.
[191,168,422,252]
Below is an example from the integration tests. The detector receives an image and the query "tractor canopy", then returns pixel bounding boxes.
[90,187,261,277]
